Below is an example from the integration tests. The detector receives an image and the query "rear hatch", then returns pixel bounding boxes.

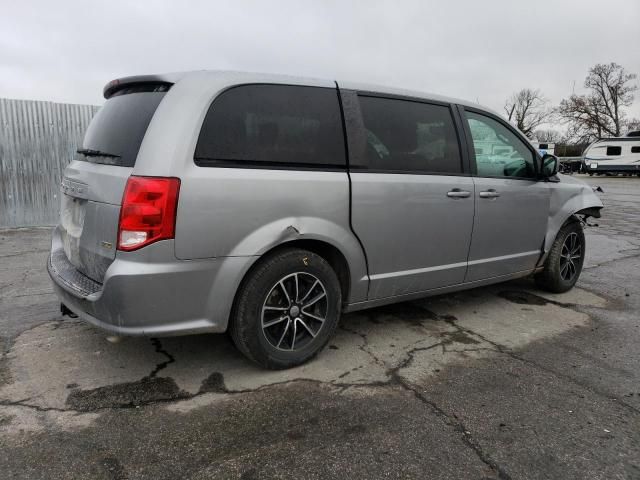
[57,82,170,283]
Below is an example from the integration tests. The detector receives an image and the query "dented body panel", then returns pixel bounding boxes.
[174,165,368,303]
[538,174,604,265]
[57,162,131,282]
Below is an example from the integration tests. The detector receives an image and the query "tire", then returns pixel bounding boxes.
[229,248,342,369]
[535,218,585,293]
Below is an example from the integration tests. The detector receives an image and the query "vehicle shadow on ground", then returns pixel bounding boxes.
[0,277,605,416]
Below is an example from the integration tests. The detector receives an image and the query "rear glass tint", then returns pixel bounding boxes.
[358,96,462,174]
[79,89,167,167]
[195,84,346,168]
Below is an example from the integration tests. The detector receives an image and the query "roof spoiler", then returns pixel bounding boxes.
[103,74,176,99]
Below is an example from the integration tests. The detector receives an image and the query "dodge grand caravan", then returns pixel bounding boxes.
[48,71,603,369]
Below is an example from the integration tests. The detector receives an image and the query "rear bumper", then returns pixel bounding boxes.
[583,162,640,172]
[48,227,255,336]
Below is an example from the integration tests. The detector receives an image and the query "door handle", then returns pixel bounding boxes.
[479,189,500,198]
[447,189,471,198]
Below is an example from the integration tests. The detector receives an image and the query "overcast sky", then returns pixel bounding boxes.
[1,0,639,120]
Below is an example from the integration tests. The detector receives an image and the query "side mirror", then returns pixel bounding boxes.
[541,153,559,177]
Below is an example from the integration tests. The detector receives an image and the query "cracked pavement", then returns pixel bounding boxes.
[1,175,639,479]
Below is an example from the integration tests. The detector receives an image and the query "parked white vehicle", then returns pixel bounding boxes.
[531,142,555,156]
[582,134,640,175]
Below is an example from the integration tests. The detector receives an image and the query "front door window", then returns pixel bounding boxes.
[465,111,536,179]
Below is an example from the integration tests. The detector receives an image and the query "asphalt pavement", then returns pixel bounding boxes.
[1,175,639,479]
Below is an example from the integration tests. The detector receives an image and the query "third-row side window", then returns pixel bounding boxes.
[358,96,462,174]
[195,84,346,167]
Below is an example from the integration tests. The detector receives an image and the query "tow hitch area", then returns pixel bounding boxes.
[60,303,78,318]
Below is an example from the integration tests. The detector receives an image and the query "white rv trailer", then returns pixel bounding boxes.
[582,133,640,175]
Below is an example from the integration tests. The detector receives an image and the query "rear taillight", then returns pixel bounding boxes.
[117,176,180,251]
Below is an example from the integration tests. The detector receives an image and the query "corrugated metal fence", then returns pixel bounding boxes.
[0,98,99,228]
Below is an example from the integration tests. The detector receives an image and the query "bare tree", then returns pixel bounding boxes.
[533,129,564,143]
[626,118,640,134]
[503,88,549,137]
[557,63,637,142]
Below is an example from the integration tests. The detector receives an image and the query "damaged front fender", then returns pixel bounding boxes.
[539,174,604,265]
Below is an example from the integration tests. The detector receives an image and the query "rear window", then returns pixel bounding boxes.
[79,87,168,167]
[606,146,622,156]
[194,84,346,168]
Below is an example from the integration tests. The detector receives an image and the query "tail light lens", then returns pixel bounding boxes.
[117,176,180,251]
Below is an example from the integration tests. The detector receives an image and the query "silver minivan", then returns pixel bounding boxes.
[48,71,603,369]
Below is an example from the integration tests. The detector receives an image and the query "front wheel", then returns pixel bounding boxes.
[535,218,585,293]
[230,249,342,369]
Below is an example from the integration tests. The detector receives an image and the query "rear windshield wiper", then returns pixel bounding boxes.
[77,148,121,158]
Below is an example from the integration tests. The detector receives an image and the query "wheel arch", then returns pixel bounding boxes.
[230,239,356,327]
[535,214,586,293]
[262,239,352,304]
[540,179,603,266]
[539,206,601,267]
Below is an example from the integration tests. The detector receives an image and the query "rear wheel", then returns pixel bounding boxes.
[535,218,585,293]
[230,249,342,369]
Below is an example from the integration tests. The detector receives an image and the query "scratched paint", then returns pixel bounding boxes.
[0,98,99,228]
